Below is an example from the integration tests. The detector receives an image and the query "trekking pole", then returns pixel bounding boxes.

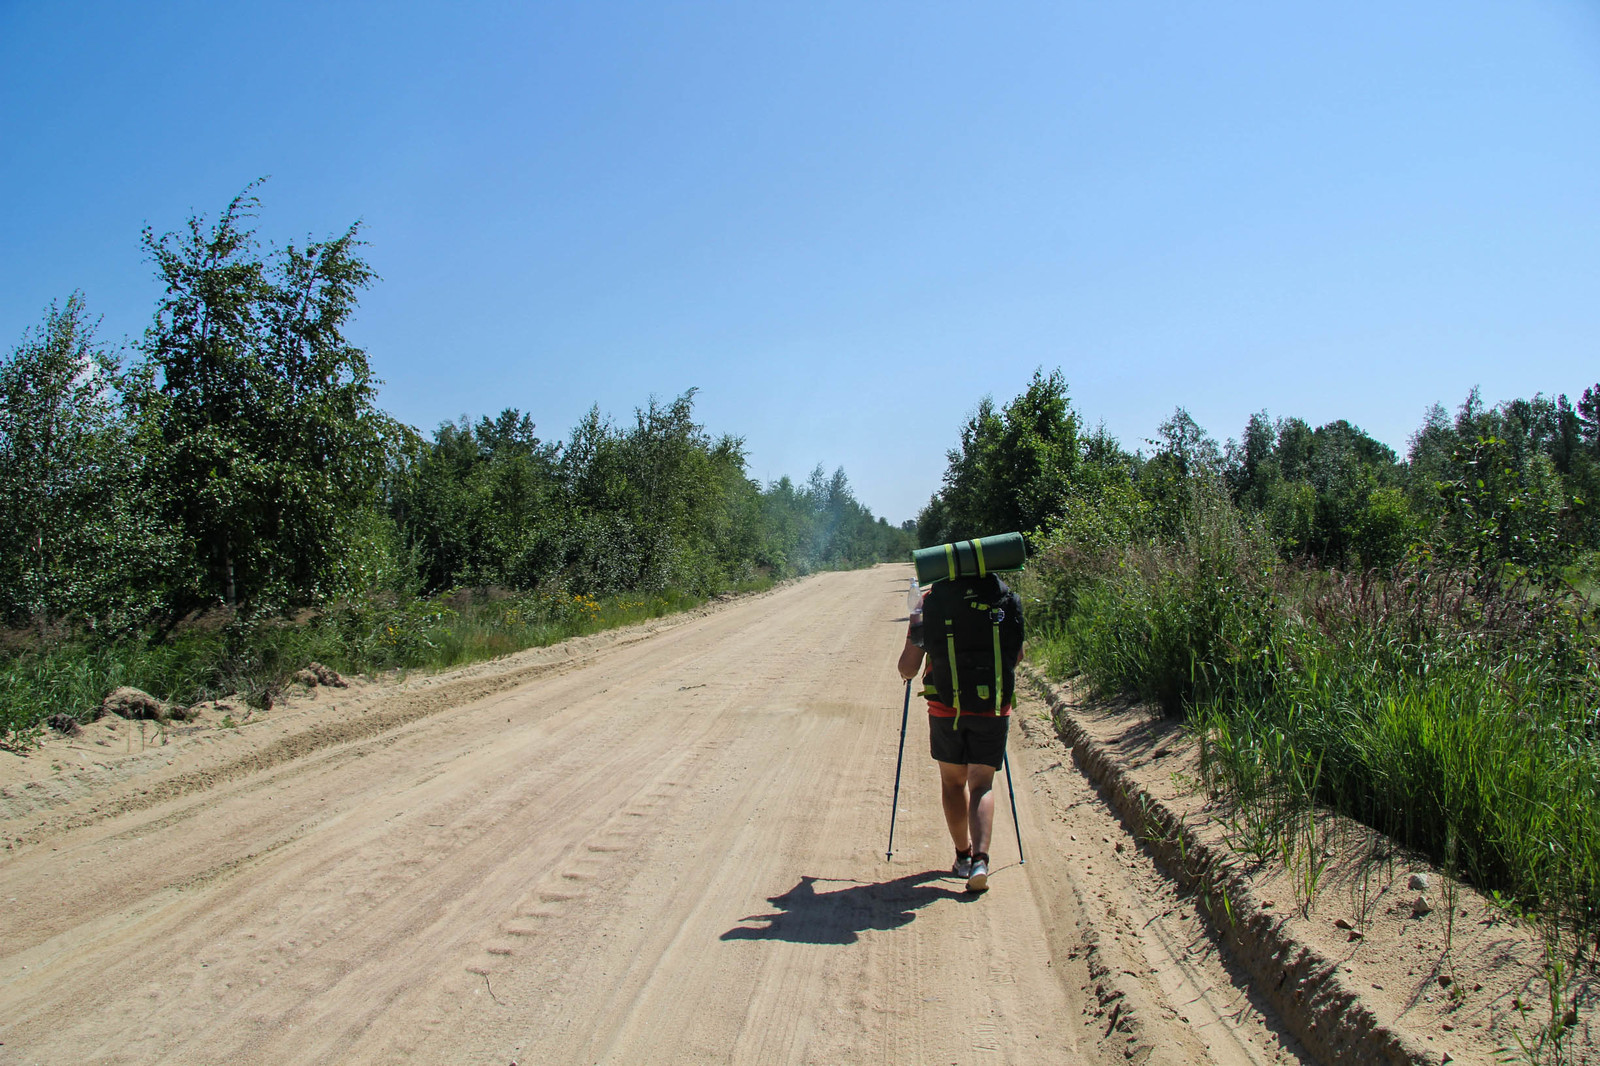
[1003,749,1025,864]
[886,678,912,861]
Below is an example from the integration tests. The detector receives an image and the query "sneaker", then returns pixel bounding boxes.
[966,856,989,893]
[952,853,972,878]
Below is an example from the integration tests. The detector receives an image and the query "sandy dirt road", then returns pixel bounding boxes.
[0,567,1313,1065]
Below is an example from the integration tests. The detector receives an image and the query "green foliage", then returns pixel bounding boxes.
[1216,386,1598,574]
[1224,411,1405,565]
[1,189,911,746]
[1406,386,1597,571]
[1188,568,1600,939]
[1031,482,1282,715]
[1351,485,1415,569]
[1031,481,1600,940]
[1137,406,1223,535]
[0,294,185,630]
[0,581,763,747]
[1435,435,1570,574]
[390,410,563,591]
[1014,395,1600,948]
[390,392,910,598]
[132,183,389,608]
[919,368,1079,544]
[557,391,756,593]
[1026,477,1152,627]
[915,370,1600,946]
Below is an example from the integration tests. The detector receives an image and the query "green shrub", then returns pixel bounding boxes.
[1030,482,1281,714]
[1031,483,1600,941]
[0,577,776,749]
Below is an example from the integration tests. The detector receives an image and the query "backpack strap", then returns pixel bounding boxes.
[992,614,1004,707]
[945,619,962,729]
[940,539,991,582]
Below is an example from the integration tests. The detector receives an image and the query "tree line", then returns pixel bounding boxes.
[918,367,1600,575]
[918,368,1600,952]
[0,189,910,635]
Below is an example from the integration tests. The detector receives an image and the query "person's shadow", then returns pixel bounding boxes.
[721,870,973,945]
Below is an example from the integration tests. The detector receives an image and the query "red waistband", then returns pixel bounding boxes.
[925,699,1010,718]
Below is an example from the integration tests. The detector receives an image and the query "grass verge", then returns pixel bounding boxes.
[1,576,775,750]
[1024,487,1600,954]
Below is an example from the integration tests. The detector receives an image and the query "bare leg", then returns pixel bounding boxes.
[937,761,971,853]
[966,763,997,858]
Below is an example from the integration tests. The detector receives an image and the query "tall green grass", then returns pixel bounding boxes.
[0,580,766,748]
[1028,486,1600,945]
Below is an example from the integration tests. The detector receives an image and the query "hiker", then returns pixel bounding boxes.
[896,572,1024,893]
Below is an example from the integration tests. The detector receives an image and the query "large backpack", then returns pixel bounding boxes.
[920,573,1024,723]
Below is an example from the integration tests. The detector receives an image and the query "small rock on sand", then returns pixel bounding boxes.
[46,714,82,736]
[99,687,164,721]
[293,662,348,689]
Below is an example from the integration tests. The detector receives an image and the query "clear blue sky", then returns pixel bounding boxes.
[3,1,1597,523]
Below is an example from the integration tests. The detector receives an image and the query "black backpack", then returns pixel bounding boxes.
[919,573,1024,721]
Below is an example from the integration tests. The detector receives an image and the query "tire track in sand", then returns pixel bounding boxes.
[1,567,1314,1066]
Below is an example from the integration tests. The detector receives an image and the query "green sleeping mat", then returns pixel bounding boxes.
[911,531,1026,584]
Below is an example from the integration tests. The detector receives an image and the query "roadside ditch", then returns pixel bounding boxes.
[1025,667,1594,1066]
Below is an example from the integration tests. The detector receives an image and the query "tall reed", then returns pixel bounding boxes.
[1029,485,1600,944]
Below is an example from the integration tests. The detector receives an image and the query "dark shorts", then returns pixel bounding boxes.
[928,713,1010,769]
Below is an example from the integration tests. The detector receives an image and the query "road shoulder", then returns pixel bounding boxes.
[1024,667,1592,1066]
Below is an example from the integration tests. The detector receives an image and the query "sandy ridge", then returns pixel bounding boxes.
[0,587,779,846]
[1026,668,1593,1066]
[0,567,1394,1064]
[1025,670,1433,1064]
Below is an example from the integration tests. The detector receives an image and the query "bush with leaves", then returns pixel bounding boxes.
[919,368,1080,544]
[131,183,391,609]
[0,294,187,630]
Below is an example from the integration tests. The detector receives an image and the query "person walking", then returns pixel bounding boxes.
[896,571,1024,893]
